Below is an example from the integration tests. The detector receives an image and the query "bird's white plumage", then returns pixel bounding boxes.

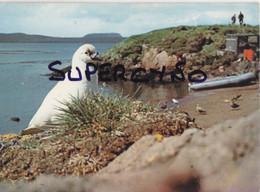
[27,44,99,129]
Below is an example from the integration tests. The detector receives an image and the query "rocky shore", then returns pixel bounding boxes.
[1,110,259,192]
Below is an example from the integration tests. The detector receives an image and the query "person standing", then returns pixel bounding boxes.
[231,14,236,25]
[238,11,244,25]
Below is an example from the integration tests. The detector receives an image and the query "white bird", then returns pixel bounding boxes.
[172,98,179,104]
[195,104,207,114]
[26,44,101,130]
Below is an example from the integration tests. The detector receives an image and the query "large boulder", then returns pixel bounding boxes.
[141,48,178,72]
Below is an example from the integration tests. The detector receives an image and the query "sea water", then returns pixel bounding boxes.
[0,43,115,134]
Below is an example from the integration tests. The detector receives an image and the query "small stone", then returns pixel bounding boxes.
[10,117,20,122]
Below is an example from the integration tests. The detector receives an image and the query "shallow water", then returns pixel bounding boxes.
[103,80,189,105]
[0,43,189,134]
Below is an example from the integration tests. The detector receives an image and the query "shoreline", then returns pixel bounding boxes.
[178,82,259,129]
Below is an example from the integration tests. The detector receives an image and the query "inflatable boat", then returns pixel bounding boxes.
[189,72,256,91]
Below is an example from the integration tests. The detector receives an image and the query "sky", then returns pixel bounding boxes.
[0,2,259,37]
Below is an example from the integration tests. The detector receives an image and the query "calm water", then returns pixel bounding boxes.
[0,43,188,134]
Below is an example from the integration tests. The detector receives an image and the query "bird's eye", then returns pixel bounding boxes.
[85,51,89,55]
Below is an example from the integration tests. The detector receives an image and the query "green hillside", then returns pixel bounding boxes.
[0,33,125,43]
[102,25,259,72]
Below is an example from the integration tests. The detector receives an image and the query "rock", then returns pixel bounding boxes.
[10,117,20,122]
[141,44,148,53]
[182,53,196,61]
[19,127,44,136]
[217,50,224,56]
[141,48,178,72]
[141,47,157,68]
[97,111,259,192]
[219,65,225,73]
[154,51,170,69]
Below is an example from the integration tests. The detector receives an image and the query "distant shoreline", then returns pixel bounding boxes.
[0,32,126,44]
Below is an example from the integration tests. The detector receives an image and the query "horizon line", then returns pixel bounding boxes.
[1,24,259,38]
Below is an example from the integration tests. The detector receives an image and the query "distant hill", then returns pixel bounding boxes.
[0,32,126,43]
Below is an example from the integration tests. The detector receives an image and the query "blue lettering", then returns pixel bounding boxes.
[68,67,82,81]
[85,63,97,81]
[48,61,65,81]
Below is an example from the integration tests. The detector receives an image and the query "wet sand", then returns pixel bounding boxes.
[179,82,259,129]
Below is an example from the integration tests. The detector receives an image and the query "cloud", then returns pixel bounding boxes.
[0,3,258,37]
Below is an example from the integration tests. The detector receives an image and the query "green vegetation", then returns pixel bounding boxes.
[102,25,259,70]
[55,92,155,137]
[19,140,41,149]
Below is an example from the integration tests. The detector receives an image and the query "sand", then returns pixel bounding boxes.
[179,82,259,129]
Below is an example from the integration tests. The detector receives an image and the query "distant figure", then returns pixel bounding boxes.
[238,12,244,25]
[231,14,236,25]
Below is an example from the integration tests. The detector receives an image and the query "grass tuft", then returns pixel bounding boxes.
[55,92,156,137]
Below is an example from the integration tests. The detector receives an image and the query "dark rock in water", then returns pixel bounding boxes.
[10,117,20,122]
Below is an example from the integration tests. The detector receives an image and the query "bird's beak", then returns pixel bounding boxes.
[90,52,102,61]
